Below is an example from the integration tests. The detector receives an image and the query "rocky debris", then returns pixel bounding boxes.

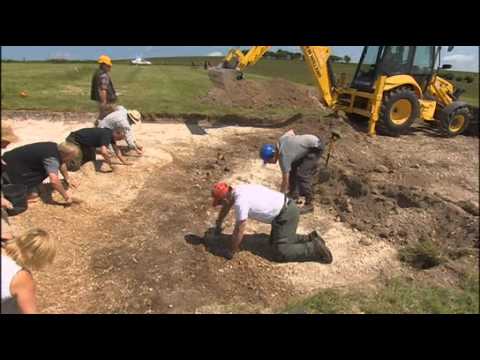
[359,237,373,246]
[315,164,479,254]
[457,200,480,217]
[374,164,389,173]
[201,78,322,110]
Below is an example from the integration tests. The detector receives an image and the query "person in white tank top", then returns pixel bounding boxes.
[1,254,23,314]
[1,229,55,314]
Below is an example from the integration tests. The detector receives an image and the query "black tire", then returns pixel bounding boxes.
[379,87,420,135]
[439,106,471,137]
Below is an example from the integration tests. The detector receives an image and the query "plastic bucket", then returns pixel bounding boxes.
[2,184,28,216]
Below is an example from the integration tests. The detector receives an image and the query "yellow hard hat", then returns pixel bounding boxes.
[98,55,112,66]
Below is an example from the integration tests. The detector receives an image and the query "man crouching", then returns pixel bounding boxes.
[211,182,333,263]
[64,126,130,172]
[3,142,80,205]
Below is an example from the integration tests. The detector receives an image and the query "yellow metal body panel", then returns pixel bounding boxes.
[427,75,454,107]
[419,99,437,120]
[383,75,423,98]
[368,76,387,136]
[301,46,336,107]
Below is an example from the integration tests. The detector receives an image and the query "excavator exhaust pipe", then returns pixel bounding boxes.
[207,66,241,90]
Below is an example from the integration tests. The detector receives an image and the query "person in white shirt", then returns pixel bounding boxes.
[212,182,332,263]
[1,229,56,314]
[97,106,144,156]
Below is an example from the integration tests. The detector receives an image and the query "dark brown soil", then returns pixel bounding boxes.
[200,78,322,110]
[7,109,478,314]
[84,144,296,313]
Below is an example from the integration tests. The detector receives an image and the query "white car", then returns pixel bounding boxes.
[131,57,152,65]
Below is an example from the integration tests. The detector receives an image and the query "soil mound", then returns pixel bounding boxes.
[201,78,322,110]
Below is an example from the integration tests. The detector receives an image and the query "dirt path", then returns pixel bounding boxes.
[3,111,478,313]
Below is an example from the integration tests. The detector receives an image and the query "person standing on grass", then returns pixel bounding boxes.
[91,55,118,121]
[1,229,56,314]
[64,126,130,172]
[97,106,144,156]
[211,182,333,263]
[3,142,80,205]
[260,129,325,215]
[1,122,19,242]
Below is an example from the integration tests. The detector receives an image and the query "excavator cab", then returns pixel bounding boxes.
[351,46,436,92]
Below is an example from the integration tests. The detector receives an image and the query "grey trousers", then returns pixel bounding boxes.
[270,200,318,262]
[289,148,323,203]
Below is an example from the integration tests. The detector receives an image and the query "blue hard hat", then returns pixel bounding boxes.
[260,144,276,162]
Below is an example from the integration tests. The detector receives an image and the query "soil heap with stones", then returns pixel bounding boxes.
[201,78,322,110]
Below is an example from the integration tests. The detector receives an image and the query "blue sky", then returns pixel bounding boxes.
[1,46,478,72]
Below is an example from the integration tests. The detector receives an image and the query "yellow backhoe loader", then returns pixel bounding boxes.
[208,46,472,137]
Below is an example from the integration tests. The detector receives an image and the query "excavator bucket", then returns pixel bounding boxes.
[207,66,240,90]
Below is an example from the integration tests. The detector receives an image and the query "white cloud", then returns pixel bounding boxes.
[207,51,223,57]
[443,53,476,71]
[145,46,153,52]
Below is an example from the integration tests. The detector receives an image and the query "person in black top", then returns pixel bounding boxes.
[3,142,80,205]
[64,126,129,172]
[1,122,19,241]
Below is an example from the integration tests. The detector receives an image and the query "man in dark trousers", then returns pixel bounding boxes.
[260,130,325,214]
[64,127,130,172]
[91,55,117,121]
[211,182,332,263]
[3,142,80,205]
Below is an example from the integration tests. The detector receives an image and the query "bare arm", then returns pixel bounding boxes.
[112,143,131,165]
[11,270,37,314]
[280,172,290,194]
[99,145,114,169]
[215,201,233,232]
[99,89,108,105]
[59,163,78,189]
[49,172,72,203]
[231,220,247,255]
[1,196,13,209]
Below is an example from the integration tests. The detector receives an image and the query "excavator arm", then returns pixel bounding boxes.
[301,46,337,108]
[208,45,337,108]
[221,46,272,71]
[209,46,271,88]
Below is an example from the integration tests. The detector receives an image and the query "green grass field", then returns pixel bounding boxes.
[0,62,305,119]
[284,271,479,314]
[1,59,478,116]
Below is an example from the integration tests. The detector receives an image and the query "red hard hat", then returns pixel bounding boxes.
[211,182,230,207]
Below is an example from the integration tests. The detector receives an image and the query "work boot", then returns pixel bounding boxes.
[287,191,299,201]
[299,203,314,215]
[296,234,311,243]
[313,237,333,264]
[309,230,327,245]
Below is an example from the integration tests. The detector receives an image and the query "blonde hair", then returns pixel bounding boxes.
[58,141,80,159]
[3,229,56,270]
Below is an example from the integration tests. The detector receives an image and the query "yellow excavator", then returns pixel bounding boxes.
[208,46,472,137]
